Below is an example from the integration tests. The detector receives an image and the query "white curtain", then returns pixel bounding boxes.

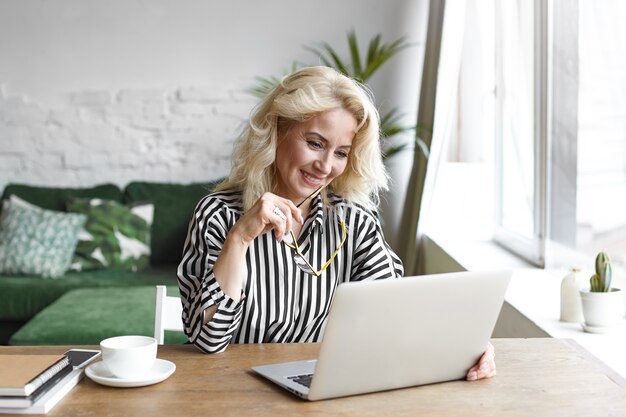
[418,0,468,235]
[399,0,468,274]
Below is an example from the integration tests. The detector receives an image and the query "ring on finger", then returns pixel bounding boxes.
[272,206,287,221]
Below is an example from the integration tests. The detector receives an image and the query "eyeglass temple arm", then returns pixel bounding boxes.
[296,185,324,208]
[289,230,301,252]
[318,222,347,271]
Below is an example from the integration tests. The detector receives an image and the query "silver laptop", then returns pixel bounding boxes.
[251,270,511,401]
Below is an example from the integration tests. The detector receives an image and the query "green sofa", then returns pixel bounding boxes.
[0,180,220,345]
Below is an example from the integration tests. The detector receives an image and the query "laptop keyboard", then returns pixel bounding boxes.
[288,373,313,388]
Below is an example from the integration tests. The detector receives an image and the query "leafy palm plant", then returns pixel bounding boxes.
[249,30,429,160]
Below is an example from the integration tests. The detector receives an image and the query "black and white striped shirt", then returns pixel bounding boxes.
[177,189,404,353]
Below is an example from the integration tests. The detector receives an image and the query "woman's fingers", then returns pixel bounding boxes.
[257,193,302,242]
[231,193,303,245]
[466,342,496,381]
[287,202,305,225]
[233,192,307,244]
[270,206,292,242]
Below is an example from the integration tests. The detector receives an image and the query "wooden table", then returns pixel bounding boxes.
[2,338,626,416]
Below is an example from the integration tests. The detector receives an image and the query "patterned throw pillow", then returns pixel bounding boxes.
[0,195,87,279]
[67,198,154,272]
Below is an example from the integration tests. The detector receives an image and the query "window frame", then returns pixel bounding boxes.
[493,0,551,267]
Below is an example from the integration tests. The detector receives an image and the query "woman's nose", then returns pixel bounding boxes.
[313,154,333,175]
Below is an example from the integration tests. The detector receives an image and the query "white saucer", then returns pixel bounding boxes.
[85,359,176,387]
[582,323,615,334]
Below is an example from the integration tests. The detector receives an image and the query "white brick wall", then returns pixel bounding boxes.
[0,84,257,191]
[0,0,428,249]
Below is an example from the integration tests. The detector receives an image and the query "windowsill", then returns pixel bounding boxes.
[425,232,626,379]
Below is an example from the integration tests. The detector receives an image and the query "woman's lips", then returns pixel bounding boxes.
[301,170,324,186]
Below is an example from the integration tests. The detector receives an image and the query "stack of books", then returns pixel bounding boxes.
[0,354,84,414]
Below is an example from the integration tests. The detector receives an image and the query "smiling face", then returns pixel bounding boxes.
[275,108,358,204]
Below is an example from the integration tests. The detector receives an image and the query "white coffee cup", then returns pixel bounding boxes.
[100,335,157,379]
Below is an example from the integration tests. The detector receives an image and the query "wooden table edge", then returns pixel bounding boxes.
[562,338,626,389]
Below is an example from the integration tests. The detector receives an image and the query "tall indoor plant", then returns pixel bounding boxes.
[249,30,429,161]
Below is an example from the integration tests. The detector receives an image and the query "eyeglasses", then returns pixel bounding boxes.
[281,185,345,276]
[283,220,346,276]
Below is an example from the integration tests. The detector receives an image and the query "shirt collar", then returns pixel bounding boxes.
[309,192,325,229]
[310,191,346,226]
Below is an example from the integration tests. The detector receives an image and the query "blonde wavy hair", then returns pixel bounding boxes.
[216,66,389,211]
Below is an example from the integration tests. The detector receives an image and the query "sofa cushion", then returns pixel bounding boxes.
[0,266,178,320]
[124,180,222,266]
[0,196,87,278]
[9,286,187,345]
[1,183,123,212]
[68,198,154,272]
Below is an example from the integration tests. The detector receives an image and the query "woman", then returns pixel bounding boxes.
[177,66,495,380]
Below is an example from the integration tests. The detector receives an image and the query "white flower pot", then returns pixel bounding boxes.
[579,288,623,333]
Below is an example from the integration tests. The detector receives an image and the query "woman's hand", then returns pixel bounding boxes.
[207,193,303,318]
[231,192,304,246]
[466,342,496,381]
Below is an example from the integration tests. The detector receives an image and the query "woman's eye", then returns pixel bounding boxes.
[335,150,349,159]
[307,140,324,150]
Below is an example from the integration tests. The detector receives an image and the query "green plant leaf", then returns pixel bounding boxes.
[379,108,429,160]
[361,37,411,81]
[347,30,363,81]
[317,42,350,76]
[382,136,430,161]
[365,34,382,77]
[247,30,425,162]
[380,108,405,133]
[246,63,302,98]
[382,144,408,159]
[247,75,281,98]
[415,137,430,159]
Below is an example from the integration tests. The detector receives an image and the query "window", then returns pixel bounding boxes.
[494,0,544,265]
[495,0,626,271]
[424,0,626,275]
[575,1,626,265]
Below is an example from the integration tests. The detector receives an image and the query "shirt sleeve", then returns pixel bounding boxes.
[350,210,404,281]
[177,196,244,353]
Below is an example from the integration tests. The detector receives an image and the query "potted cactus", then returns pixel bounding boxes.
[579,252,623,333]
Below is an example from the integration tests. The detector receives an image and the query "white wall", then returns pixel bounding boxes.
[0,0,427,244]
